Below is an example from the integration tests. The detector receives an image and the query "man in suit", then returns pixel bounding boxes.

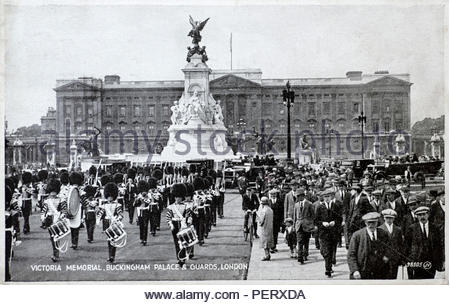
[429,189,445,272]
[293,188,315,264]
[242,187,260,239]
[268,188,284,253]
[347,212,390,280]
[379,209,404,279]
[347,184,372,244]
[284,181,299,219]
[316,188,343,277]
[405,206,444,279]
[335,180,351,248]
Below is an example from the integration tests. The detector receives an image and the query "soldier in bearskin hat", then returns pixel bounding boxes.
[20,171,34,234]
[148,177,163,236]
[41,178,68,262]
[184,183,196,259]
[125,168,137,224]
[114,173,126,209]
[37,169,49,211]
[81,185,98,243]
[87,165,97,185]
[152,168,164,229]
[134,180,151,245]
[192,177,206,245]
[166,183,193,266]
[96,182,123,263]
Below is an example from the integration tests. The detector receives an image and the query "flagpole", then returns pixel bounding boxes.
[230,32,233,70]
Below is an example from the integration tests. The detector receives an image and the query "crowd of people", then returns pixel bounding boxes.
[4,164,225,281]
[237,161,445,280]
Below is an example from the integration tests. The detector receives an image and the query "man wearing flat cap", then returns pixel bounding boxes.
[379,209,404,279]
[405,206,444,279]
[348,212,390,279]
[429,189,445,271]
[293,188,315,264]
[381,187,404,228]
[315,188,343,277]
[284,181,299,220]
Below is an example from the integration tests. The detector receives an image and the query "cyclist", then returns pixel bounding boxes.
[242,187,259,239]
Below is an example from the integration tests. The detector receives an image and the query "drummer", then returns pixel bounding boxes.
[97,182,124,263]
[40,178,68,262]
[184,182,196,259]
[166,183,193,267]
[68,172,84,250]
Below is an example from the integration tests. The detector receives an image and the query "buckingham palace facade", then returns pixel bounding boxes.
[51,69,411,163]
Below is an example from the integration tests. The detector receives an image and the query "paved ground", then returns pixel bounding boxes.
[10,190,250,282]
[9,179,445,282]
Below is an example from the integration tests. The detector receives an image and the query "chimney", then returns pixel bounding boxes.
[346,71,363,81]
[104,75,120,85]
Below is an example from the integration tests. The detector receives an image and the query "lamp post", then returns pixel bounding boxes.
[358,111,367,159]
[326,128,336,159]
[282,81,295,161]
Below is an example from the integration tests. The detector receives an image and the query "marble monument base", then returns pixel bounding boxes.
[160,119,234,162]
[297,148,314,165]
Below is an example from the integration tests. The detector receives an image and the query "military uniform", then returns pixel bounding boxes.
[97,201,123,262]
[166,201,193,265]
[41,197,68,261]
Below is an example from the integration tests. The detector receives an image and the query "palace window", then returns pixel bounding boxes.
[65,106,72,117]
[323,102,330,115]
[134,105,141,117]
[337,102,345,115]
[384,121,390,132]
[372,101,379,113]
[163,106,169,116]
[87,107,93,116]
[308,102,315,116]
[119,123,127,131]
[353,103,360,113]
[148,105,155,117]
[395,121,403,130]
[119,106,126,117]
[372,121,379,132]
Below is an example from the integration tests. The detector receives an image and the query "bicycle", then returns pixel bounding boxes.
[243,209,257,246]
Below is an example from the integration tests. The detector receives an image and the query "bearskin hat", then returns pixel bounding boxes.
[138,180,149,193]
[181,167,189,177]
[208,169,217,179]
[22,171,32,185]
[203,177,211,189]
[165,165,174,175]
[127,168,136,180]
[206,175,214,187]
[104,182,119,200]
[113,173,124,184]
[171,183,186,198]
[46,178,61,194]
[193,177,205,191]
[59,171,69,185]
[32,175,39,183]
[189,164,197,174]
[152,168,163,180]
[88,165,97,176]
[5,186,13,204]
[143,166,151,177]
[83,185,97,198]
[5,177,16,192]
[100,175,111,186]
[148,177,158,189]
[38,170,48,182]
[69,172,84,186]
[185,183,194,197]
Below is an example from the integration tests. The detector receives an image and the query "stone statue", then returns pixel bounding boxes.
[186,16,210,63]
[90,126,101,157]
[188,15,209,45]
[300,135,310,149]
[170,100,181,124]
[214,100,224,125]
[214,134,224,152]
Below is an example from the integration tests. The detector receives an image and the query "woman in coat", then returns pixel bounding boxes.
[257,196,274,261]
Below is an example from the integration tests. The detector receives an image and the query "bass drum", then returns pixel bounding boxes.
[67,186,81,228]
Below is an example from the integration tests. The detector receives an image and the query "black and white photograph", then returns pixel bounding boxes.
[1,0,448,286]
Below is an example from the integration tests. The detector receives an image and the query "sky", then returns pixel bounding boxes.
[3,2,447,131]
